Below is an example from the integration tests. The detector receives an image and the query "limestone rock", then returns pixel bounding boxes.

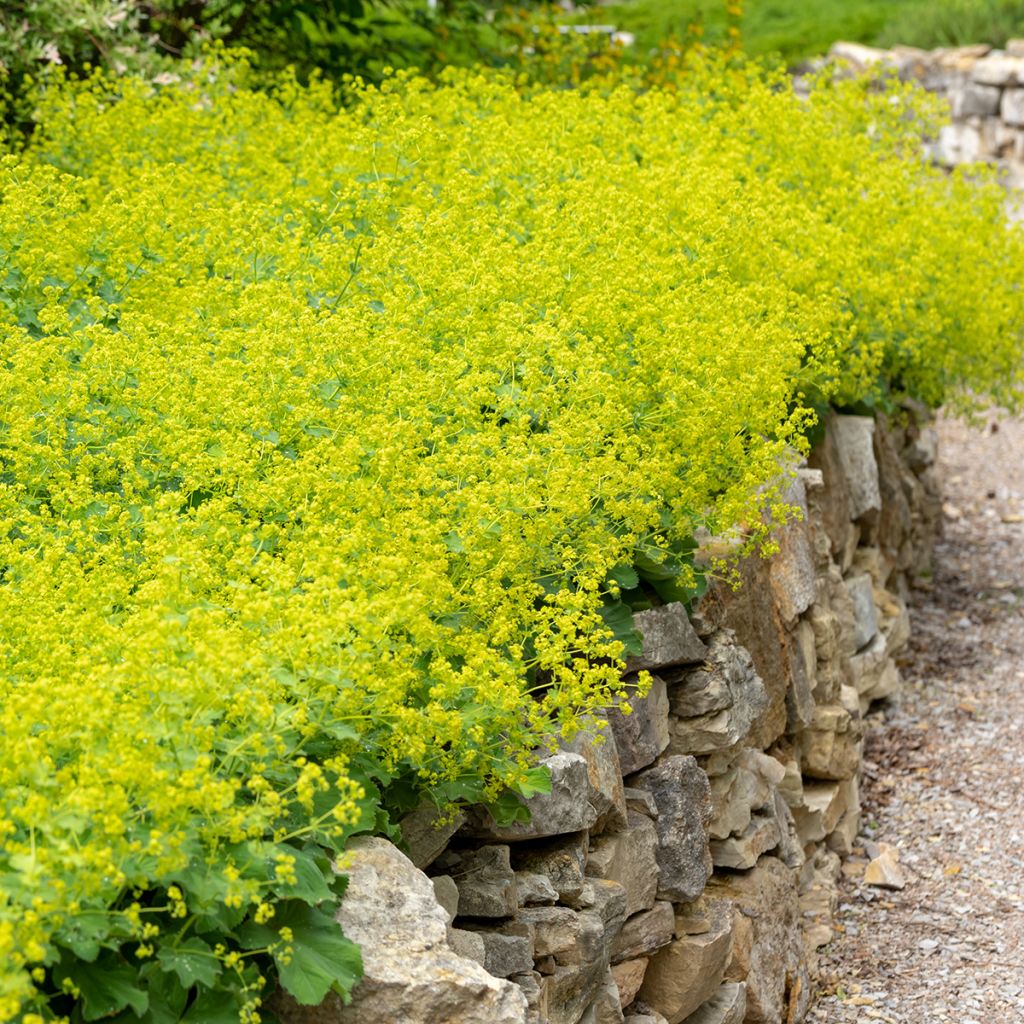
[845,573,879,652]
[517,906,582,957]
[633,755,713,904]
[786,619,817,731]
[707,749,785,842]
[706,856,808,1024]
[638,899,733,1024]
[709,812,780,871]
[277,837,528,1024]
[612,958,649,1008]
[512,832,588,905]
[580,971,627,1024]
[849,632,900,708]
[462,753,597,841]
[626,604,708,674]
[864,843,906,890]
[607,675,671,776]
[807,414,854,556]
[971,54,1024,85]
[767,474,817,624]
[953,81,1002,117]
[666,632,769,757]
[791,779,849,845]
[798,702,863,781]
[566,721,629,835]
[400,803,466,869]
[542,958,611,1024]
[516,871,559,907]
[625,1011,670,1024]
[453,845,518,918]
[587,812,660,916]
[432,874,459,923]
[832,415,881,521]
[680,983,746,1024]
[611,901,675,963]
[623,787,659,819]
[478,931,536,978]
[448,927,487,966]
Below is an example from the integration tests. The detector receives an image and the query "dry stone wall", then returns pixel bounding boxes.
[280,407,942,1024]
[827,39,1024,187]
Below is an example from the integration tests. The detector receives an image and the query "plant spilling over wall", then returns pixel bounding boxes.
[0,53,1021,1022]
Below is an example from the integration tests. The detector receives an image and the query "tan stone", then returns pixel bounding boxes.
[798,703,863,781]
[864,843,906,890]
[587,812,660,916]
[612,959,649,1009]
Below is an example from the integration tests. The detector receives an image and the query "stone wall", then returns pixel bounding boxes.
[827,39,1024,188]
[279,407,942,1024]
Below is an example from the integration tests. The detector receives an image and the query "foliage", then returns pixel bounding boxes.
[878,0,1024,50]
[1,51,1022,1021]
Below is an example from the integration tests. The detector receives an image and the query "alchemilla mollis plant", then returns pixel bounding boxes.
[0,51,1021,1022]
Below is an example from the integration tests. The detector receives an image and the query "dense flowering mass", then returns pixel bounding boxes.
[0,54,1021,1021]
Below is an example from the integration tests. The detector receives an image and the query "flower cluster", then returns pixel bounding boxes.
[0,52,1021,1021]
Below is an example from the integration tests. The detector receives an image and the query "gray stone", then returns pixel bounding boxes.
[971,54,1024,85]
[807,413,854,556]
[848,632,899,707]
[623,787,659,819]
[785,619,817,731]
[791,781,845,845]
[542,959,611,1024]
[516,871,559,906]
[607,676,671,776]
[512,832,589,905]
[454,845,518,918]
[679,982,746,1024]
[666,633,768,757]
[798,702,863,781]
[633,755,712,904]
[462,753,598,841]
[625,1012,670,1024]
[587,812,660,916]
[766,474,817,624]
[449,927,487,967]
[638,899,733,1024]
[479,931,536,978]
[566,721,629,834]
[953,81,1002,117]
[276,838,528,1024]
[517,906,582,957]
[399,802,466,869]
[832,415,881,520]
[580,971,626,1024]
[845,573,879,651]
[432,874,459,924]
[510,972,545,1019]
[581,878,629,936]
[626,603,708,673]
[933,121,982,165]
[611,901,676,964]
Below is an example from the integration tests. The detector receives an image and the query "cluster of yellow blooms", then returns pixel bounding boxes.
[0,51,1021,1020]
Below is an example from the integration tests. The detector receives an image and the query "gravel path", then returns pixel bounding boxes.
[810,413,1024,1024]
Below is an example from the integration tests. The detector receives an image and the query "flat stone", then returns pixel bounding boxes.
[432,874,459,924]
[807,413,854,556]
[566,720,629,835]
[785,619,817,731]
[791,780,846,845]
[516,871,559,906]
[638,899,733,1023]
[1002,87,1024,126]
[709,812,781,871]
[587,812,660,916]
[680,983,746,1024]
[625,604,708,673]
[580,971,627,1024]
[454,845,518,918]
[462,753,598,841]
[798,703,863,781]
[623,787,659,819]
[633,755,713,904]
[399,802,466,869]
[611,901,675,963]
[832,414,881,521]
[612,959,649,1009]
[864,843,906,890]
[845,573,879,651]
[707,749,784,842]
[971,54,1024,85]
[276,838,528,1024]
[449,927,487,967]
[953,81,1002,117]
[542,959,611,1024]
[517,906,582,957]
[625,1012,670,1024]
[512,832,589,905]
[479,931,536,978]
[848,632,899,707]
[607,675,671,776]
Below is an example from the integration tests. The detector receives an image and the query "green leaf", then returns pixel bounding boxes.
[181,987,243,1024]
[515,765,551,800]
[608,564,639,590]
[597,600,643,657]
[487,789,530,827]
[157,937,222,989]
[269,845,334,904]
[62,955,149,1021]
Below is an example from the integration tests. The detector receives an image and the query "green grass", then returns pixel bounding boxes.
[578,0,1024,64]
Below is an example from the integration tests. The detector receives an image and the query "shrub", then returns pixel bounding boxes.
[0,53,1021,1021]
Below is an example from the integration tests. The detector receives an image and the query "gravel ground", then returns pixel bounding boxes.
[810,413,1024,1024]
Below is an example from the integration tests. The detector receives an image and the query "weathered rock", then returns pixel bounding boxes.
[638,899,733,1024]
[432,874,459,924]
[517,906,582,957]
[511,832,588,905]
[400,803,466,869]
[623,787,659,819]
[953,81,1002,117]
[611,901,675,963]
[542,959,611,1024]
[807,413,854,556]
[462,753,598,841]
[479,931,536,978]
[566,722,629,835]
[625,1010,670,1024]
[798,702,863,781]
[864,843,906,890]
[791,781,846,845]
[679,983,746,1024]
[608,676,672,776]
[848,632,900,708]
[277,838,528,1024]
[786,619,817,730]
[666,632,769,757]
[448,927,487,966]
[767,474,818,624]
[707,749,785,842]
[580,970,626,1024]
[453,845,518,918]
[516,871,559,906]
[832,414,881,521]
[587,812,660,916]
[845,573,879,651]
[612,959,649,1009]
[633,755,713,904]
[707,857,808,1024]
[626,604,708,674]
[709,812,781,871]
[511,972,546,1021]
[971,54,1024,85]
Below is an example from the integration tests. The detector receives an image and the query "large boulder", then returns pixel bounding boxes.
[276,837,528,1024]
